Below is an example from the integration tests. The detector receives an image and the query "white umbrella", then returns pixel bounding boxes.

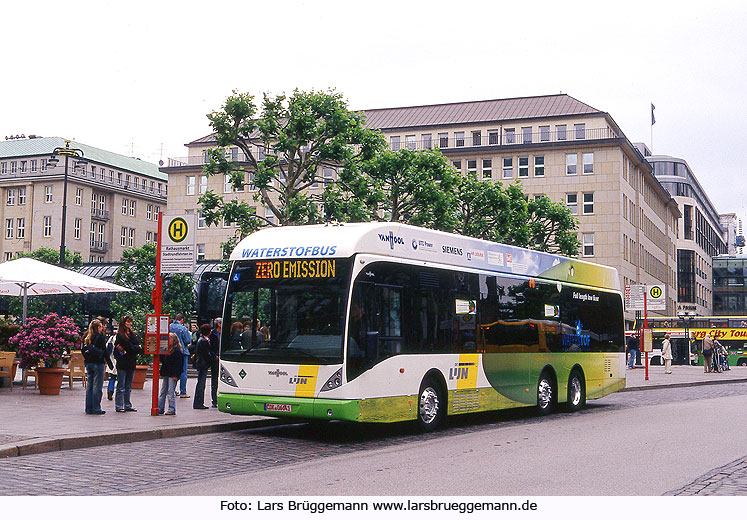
[0,257,133,324]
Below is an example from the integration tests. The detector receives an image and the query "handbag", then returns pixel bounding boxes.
[703,348,713,357]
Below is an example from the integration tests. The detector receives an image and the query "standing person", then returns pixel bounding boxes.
[702,331,715,373]
[169,314,192,399]
[191,323,199,345]
[82,319,107,415]
[209,318,222,408]
[105,329,117,401]
[193,324,213,410]
[661,333,673,375]
[626,333,639,369]
[229,321,244,349]
[114,315,142,412]
[712,337,723,373]
[158,333,184,415]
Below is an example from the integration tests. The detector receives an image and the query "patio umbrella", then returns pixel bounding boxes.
[0,258,133,324]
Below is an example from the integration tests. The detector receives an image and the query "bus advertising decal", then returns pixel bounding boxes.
[487,251,504,266]
[411,237,435,252]
[378,231,405,249]
[467,249,485,262]
[241,245,337,259]
[561,320,591,350]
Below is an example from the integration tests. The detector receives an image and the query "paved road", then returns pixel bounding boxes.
[2,383,746,496]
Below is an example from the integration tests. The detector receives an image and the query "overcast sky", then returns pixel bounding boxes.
[2,0,746,225]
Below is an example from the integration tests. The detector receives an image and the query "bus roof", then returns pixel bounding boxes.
[231,222,621,291]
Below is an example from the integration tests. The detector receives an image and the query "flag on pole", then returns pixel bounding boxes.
[651,103,656,125]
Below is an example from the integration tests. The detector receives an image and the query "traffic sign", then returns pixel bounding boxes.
[624,284,645,311]
[159,213,197,274]
[646,284,666,311]
[625,284,666,311]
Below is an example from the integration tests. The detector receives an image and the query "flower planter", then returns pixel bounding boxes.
[132,365,150,389]
[37,367,65,395]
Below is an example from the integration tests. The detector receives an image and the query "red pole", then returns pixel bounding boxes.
[644,284,649,381]
[151,211,163,416]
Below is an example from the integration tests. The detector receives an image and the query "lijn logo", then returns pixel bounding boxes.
[168,217,189,243]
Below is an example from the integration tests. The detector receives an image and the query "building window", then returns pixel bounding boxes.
[90,222,96,246]
[583,233,595,256]
[4,252,12,261]
[566,193,578,215]
[125,174,131,187]
[224,174,233,193]
[488,130,499,145]
[198,212,206,229]
[539,126,550,142]
[265,207,275,224]
[472,131,481,146]
[43,216,52,237]
[74,219,81,240]
[128,228,135,247]
[121,227,127,246]
[406,135,416,150]
[91,192,97,211]
[505,128,515,144]
[10,162,17,173]
[421,134,432,149]
[518,157,529,178]
[556,125,567,141]
[158,183,163,194]
[75,188,82,205]
[502,157,513,178]
[20,161,26,173]
[17,218,24,239]
[117,172,122,184]
[121,198,128,215]
[323,168,335,185]
[566,154,577,175]
[583,192,594,214]
[41,159,47,171]
[390,136,401,151]
[575,123,586,140]
[583,153,594,174]
[150,180,155,192]
[147,231,152,242]
[521,127,532,144]
[146,204,153,220]
[534,156,545,176]
[199,175,207,194]
[482,159,492,179]
[455,132,465,147]
[197,244,206,261]
[99,224,104,244]
[452,160,462,172]
[187,176,195,195]
[467,160,477,176]
[30,160,37,172]
[142,178,146,190]
[45,185,53,203]
[438,133,448,148]
[129,200,136,217]
[5,219,13,239]
[91,166,96,178]
[155,206,160,217]
[6,189,15,206]
[1,162,6,174]
[99,194,105,211]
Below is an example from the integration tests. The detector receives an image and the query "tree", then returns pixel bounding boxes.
[454,176,579,256]
[324,148,460,231]
[199,88,385,242]
[7,248,85,323]
[110,243,194,332]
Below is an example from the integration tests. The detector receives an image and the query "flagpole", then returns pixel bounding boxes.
[650,103,655,153]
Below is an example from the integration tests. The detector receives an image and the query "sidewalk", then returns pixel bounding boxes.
[1,365,746,459]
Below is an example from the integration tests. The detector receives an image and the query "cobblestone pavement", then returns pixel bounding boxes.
[2,383,747,496]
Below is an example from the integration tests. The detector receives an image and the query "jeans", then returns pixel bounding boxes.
[210,358,219,406]
[628,350,638,368]
[85,362,106,413]
[115,369,135,410]
[107,373,116,393]
[179,354,189,395]
[158,377,177,413]
[194,368,209,408]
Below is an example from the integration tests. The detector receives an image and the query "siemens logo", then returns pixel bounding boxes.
[442,245,464,256]
[378,232,405,250]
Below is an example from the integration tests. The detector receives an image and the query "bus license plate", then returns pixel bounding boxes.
[265,403,292,413]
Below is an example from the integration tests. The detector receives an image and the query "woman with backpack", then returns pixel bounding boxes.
[82,319,108,415]
[114,315,142,413]
[158,333,184,415]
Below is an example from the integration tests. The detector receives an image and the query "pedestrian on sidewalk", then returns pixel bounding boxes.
[169,313,192,399]
[105,329,117,401]
[114,315,142,413]
[702,331,715,373]
[209,318,222,408]
[626,332,639,369]
[193,323,213,410]
[158,333,184,415]
[82,319,107,415]
[713,337,724,373]
[661,333,673,374]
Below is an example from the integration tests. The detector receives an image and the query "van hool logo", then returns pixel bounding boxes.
[562,320,591,347]
[442,245,464,256]
[378,231,404,249]
[449,362,476,380]
[268,369,288,378]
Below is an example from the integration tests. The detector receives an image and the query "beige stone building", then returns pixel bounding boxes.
[0,136,166,263]
[163,94,680,326]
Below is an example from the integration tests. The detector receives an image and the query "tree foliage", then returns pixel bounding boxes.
[110,243,194,333]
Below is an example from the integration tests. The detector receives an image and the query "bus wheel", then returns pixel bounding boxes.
[566,369,586,412]
[738,359,747,366]
[417,377,444,432]
[536,372,555,416]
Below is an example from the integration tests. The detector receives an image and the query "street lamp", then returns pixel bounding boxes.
[677,311,696,365]
[49,140,85,267]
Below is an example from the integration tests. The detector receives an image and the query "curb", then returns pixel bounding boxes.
[0,417,282,459]
[621,376,747,393]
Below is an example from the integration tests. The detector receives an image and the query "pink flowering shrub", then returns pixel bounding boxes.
[9,313,80,368]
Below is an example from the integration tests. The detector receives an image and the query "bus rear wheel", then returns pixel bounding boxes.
[417,377,444,432]
[536,372,555,416]
[566,369,586,412]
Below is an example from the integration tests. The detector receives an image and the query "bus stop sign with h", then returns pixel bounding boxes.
[625,284,666,380]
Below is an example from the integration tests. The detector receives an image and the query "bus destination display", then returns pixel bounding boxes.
[255,259,337,279]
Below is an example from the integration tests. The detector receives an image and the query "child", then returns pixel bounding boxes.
[158,333,184,415]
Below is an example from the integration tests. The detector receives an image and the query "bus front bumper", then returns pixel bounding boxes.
[218,393,361,422]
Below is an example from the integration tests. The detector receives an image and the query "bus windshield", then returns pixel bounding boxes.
[220,258,351,365]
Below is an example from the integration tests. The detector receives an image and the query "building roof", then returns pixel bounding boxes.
[0,136,166,181]
[361,94,603,130]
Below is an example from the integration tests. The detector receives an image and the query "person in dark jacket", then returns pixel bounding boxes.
[193,323,214,409]
[209,318,222,408]
[158,333,184,415]
[114,315,142,413]
[83,319,108,415]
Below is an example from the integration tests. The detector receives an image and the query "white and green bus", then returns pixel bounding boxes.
[217,223,625,431]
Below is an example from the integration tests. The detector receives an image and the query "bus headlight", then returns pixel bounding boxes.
[220,365,238,387]
[320,368,342,392]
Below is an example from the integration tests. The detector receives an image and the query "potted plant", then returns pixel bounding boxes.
[9,314,80,395]
[131,351,152,390]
